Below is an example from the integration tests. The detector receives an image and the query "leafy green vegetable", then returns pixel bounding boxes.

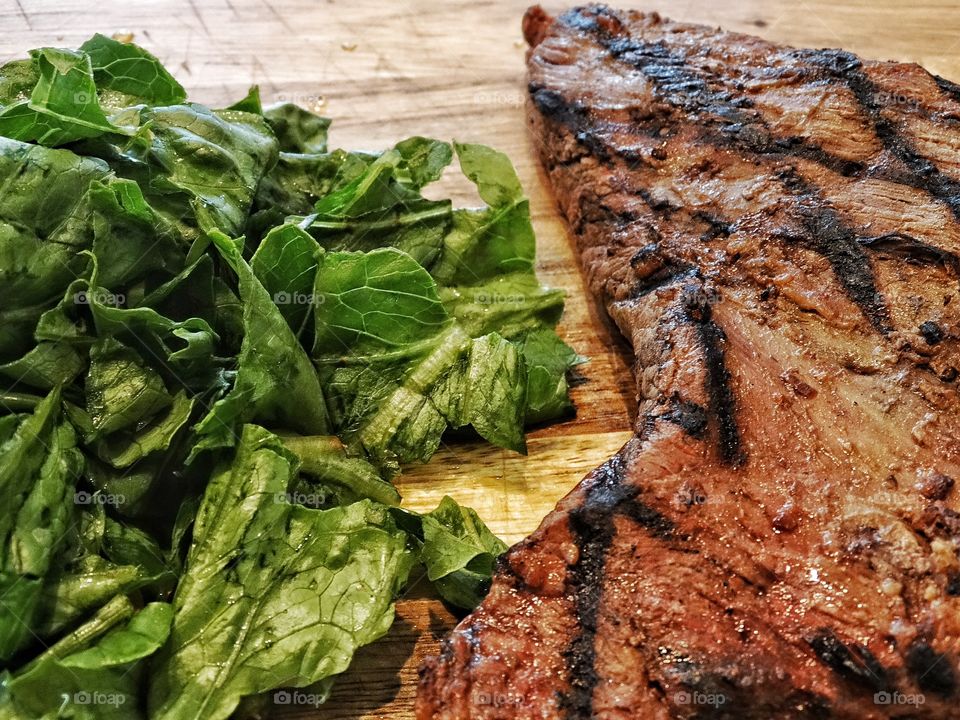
[86,338,172,436]
[0,389,82,661]
[80,34,186,106]
[313,247,450,359]
[0,34,579,716]
[419,496,508,609]
[263,102,330,154]
[249,223,321,337]
[0,48,126,146]
[390,495,507,610]
[149,425,412,720]
[192,230,329,456]
[281,434,401,506]
[2,601,173,719]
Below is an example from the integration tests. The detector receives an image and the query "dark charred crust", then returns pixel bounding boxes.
[681,290,746,466]
[917,471,955,501]
[730,130,867,178]
[778,168,893,333]
[618,497,676,539]
[634,187,677,216]
[920,320,945,345]
[562,454,678,716]
[807,628,891,693]
[857,232,960,276]
[494,554,532,595]
[561,457,623,719]
[935,74,960,105]
[693,210,733,240]
[803,48,960,221]
[630,242,659,268]
[920,503,960,538]
[661,394,709,438]
[659,651,743,717]
[947,571,960,596]
[905,640,957,696]
[529,84,612,164]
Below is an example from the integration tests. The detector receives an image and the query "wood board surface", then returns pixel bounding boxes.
[3,0,960,716]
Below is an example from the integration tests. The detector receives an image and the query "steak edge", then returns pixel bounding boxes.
[417,5,960,718]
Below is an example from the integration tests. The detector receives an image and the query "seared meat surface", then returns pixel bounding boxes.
[418,5,960,718]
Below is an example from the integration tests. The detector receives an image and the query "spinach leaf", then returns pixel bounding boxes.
[192,231,329,456]
[83,102,277,241]
[392,496,507,609]
[0,137,110,316]
[263,102,329,154]
[304,148,452,267]
[149,425,412,720]
[281,434,401,506]
[249,223,321,337]
[86,338,172,436]
[0,389,82,661]
[0,48,128,147]
[314,248,527,461]
[80,33,186,106]
[2,601,173,719]
[517,328,583,424]
[313,246,450,360]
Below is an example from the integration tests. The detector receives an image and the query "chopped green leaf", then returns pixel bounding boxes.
[149,425,412,720]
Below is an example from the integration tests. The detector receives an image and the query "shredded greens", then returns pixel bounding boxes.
[0,35,581,719]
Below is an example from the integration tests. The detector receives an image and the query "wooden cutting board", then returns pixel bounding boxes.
[4,0,960,716]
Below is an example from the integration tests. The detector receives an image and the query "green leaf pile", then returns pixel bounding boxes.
[0,35,581,719]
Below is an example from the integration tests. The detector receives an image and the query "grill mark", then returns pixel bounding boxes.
[807,628,892,693]
[529,85,611,165]
[630,263,696,298]
[920,320,945,345]
[562,457,622,720]
[660,394,709,438]
[562,454,676,718]
[778,168,893,334]
[681,289,746,466]
[905,639,957,696]
[935,74,960,105]
[803,48,960,223]
[544,7,896,334]
[857,232,960,275]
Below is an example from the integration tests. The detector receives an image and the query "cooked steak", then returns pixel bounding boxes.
[417,5,960,718]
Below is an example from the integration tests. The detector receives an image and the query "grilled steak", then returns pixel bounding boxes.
[417,5,960,718]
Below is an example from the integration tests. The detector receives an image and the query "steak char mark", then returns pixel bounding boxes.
[418,6,960,718]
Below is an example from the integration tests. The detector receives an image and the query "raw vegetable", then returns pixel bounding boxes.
[0,35,581,718]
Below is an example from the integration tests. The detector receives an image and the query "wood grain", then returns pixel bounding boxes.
[3,0,960,716]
